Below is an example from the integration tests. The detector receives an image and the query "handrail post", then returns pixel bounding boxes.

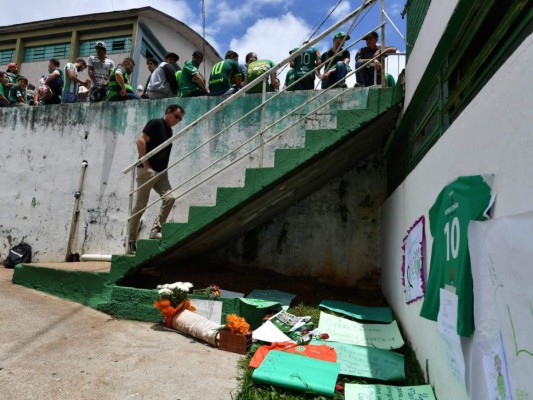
[259,77,267,167]
[125,167,136,252]
[381,0,386,88]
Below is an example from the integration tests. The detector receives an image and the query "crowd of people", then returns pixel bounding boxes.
[0,31,396,108]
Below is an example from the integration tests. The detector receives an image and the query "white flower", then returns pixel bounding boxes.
[158,288,172,296]
[176,282,193,292]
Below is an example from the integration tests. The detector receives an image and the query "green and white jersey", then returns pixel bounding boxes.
[246,59,275,94]
[284,69,297,91]
[178,59,203,97]
[208,59,241,92]
[294,47,320,78]
[63,63,79,94]
[420,175,493,336]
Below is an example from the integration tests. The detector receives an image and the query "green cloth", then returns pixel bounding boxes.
[246,59,275,94]
[420,175,492,336]
[178,59,204,97]
[107,66,134,99]
[208,59,240,92]
[294,47,320,78]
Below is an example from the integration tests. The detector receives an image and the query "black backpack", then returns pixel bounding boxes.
[3,242,32,268]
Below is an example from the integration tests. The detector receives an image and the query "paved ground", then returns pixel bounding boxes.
[0,267,243,400]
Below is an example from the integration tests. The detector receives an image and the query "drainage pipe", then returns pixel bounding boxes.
[65,160,88,262]
[80,254,112,262]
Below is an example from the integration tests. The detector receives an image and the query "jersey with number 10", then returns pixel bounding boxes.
[420,175,492,336]
[294,47,319,79]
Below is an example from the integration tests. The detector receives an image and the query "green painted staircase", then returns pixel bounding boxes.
[12,87,403,321]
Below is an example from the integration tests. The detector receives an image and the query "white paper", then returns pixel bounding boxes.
[437,289,466,388]
[469,211,533,400]
[403,217,425,303]
[252,320,293,343]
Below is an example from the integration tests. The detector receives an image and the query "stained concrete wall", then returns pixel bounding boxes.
[0,89,367,263]
[213,152,386,287]
[380,34,533,400]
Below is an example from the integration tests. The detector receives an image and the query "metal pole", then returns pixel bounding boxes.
[259,78,267,168]
[125,167,136,252]
[381,0,386,88]
[65,160,88,262]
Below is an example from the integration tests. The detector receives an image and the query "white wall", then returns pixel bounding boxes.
[0,89,365,263]
[380,35,533,400]
[404,0,458,109]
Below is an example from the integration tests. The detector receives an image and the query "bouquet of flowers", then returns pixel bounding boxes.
[153,282,196,328]
[225,314,250,334]
[193,284,221,299]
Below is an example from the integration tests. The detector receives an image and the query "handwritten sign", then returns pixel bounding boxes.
[318,312,404,349]
[345,384,436,400]
[311,340,404,380]
[402,216,426,304]
[319,300,393,323]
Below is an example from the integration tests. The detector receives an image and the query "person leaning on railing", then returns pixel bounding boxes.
[355,31,397,87]
[106,58,140,101]
[178,51,209,97]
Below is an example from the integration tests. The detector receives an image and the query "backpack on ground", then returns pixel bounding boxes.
[3,242,32,268]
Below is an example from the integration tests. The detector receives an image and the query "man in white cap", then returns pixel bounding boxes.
[87,41,115,102]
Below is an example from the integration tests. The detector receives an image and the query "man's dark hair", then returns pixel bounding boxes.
[165,52,179,62]
[245,52,257,63]
[166,104,185,115]
[146,58,157,65]
[76,58,87,67]
[0,71,7,79]
[225,50,238,60]
[50,58,60,67]
[192,50,204,59]
[122,57,135,66]
[27,83,36,90]
[17,76,28,84]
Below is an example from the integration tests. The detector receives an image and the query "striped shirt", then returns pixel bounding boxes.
[88,55,114,84]
[63,63,79,94]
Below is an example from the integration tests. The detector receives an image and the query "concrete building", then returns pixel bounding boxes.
[0,7,221,89]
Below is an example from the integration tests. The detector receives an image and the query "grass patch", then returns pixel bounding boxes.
[233,303,426,400]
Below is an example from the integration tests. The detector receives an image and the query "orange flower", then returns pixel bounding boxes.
[154,299,171,310]
[226,314,250,334]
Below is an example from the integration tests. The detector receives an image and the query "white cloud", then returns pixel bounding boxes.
[330,0,353,20]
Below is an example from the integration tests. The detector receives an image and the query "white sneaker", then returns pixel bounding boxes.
[149,231,162,239]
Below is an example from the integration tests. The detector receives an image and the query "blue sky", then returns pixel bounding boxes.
[1,0,407,83]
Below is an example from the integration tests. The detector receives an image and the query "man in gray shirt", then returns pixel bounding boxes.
[147,52,179,99]
[87,41,115,102]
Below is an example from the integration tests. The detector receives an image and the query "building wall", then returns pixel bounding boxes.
[0,89,366,264]
[380,34,532,400]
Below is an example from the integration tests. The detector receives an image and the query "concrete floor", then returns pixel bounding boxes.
[0,267,243,400]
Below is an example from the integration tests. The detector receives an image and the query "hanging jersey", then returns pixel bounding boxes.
[420,175,493,336]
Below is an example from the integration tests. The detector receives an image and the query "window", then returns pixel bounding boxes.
[0,49,15,65]
[79,36,132,56]
[140,39,162,64]
[24,43,70,62]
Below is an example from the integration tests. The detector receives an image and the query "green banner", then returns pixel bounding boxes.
[319,300,393,323]
[253,350,340,397]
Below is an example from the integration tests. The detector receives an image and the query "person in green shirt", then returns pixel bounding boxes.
[290,47,321,90]
[178,51,209,97]
[107,57,140,101]
[208,50,242,96]
[283,60,297,92]
[0,72,10,107]
[245,52,278,94]
[8,76,29,106]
